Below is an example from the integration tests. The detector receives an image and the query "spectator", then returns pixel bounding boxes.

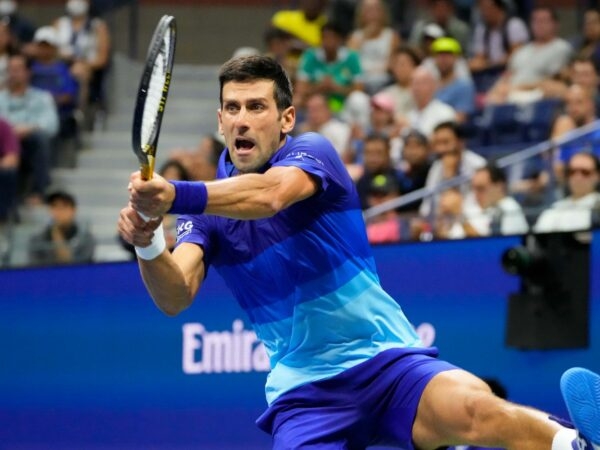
[294,21,364,116]
[364,173,406,244]
[0,53,59,205]
[0,0,35,48]
[0,116,19,223]
[30,26,80,168]
[552,84,599,184]
[169,133,224,182]
[0,20,15,89]
[468,0,529,73]
[377,45,420,119]
[485,7,572,105]
[570,8,600,72]
[397,128,432,212]
[295,92,352,163]
[263,27,298,84]
[408,0,471,55]
[416,22,446,59]
[53,0,111,130]
[420,121,485,217]
[271,0,328,51]
[533,152,600,233]
[432,187,477,239]
[467,164,529,236]
[423,35,472,81]
[346,0,401,94]
[28,190,95,266]
[402,65,457,137]
[428,37,476,122]
[355,133,401,209]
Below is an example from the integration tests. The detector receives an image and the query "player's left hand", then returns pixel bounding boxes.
[128,171,176,218]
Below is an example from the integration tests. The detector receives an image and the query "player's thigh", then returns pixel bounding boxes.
[411,368,501,448]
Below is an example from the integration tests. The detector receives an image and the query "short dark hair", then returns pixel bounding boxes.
[218,55,293,111]
[532,6,559,22]
[45,190,76,207]
[478,164,507,184]
[393,45,422,67]
[364,132,390,149]
[433,121,463,139]
[568,151,600,172]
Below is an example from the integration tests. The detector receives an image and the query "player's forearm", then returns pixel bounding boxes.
[139,254,196,316]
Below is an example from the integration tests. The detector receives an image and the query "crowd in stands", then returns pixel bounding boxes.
[3,0,600,267]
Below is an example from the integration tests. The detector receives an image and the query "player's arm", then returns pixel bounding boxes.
[118,206,204,316]
[129,164,319,220]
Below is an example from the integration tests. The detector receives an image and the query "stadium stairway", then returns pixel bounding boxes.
[11,54,221,266]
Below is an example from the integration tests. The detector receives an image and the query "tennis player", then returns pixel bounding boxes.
[118,55,599,450]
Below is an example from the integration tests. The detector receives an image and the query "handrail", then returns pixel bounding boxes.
[363,119,600,221]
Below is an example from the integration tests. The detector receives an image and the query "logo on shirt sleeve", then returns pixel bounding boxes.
[176,220,194,241]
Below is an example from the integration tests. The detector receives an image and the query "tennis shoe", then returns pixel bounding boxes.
[561,367,600,450]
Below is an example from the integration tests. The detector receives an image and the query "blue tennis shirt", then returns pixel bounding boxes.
[176,132,422,404]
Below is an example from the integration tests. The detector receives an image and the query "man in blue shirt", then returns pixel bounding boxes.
[118,55,599,450]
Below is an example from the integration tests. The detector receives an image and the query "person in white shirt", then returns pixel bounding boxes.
[534,152,600,233]
[468,164,529,236]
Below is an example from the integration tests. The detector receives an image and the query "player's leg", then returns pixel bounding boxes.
[561,367,600,450]
[412,368,566,450]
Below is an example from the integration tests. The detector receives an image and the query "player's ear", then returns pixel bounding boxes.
[217,108,224,135]
[280,106,295,135]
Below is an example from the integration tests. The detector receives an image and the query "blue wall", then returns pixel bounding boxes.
[1,233,599,449]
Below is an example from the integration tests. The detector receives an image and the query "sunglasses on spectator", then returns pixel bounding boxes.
[567,167,597,177]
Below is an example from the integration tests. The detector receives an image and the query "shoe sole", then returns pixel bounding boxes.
[561,367,600,446]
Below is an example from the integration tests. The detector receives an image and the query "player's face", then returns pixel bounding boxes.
[218,80,294,174]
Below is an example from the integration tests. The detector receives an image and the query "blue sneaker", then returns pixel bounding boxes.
[561,367,600,450]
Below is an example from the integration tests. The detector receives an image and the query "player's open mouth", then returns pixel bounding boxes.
[234,137,256,152]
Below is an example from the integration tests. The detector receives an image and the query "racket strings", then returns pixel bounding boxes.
[141,41,169,151]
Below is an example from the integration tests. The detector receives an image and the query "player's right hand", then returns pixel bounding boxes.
[128,171,176,218]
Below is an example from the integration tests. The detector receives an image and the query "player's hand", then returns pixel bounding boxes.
[118,204,163,248]
[128,171,176,218]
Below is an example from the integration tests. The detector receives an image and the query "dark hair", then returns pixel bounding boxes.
[393,45,422,67]
[45,190,76,207]
[478,164,507,184]
[159,159,190,181]
[364,132,390,149]
[402,128,428,146]
[9,52,33,71]
[219,55,293,111]
[532,6,559,22]
[321,21,347,39]
[490,0,508,12]
[568,151,600,172]
[433,121,463,139]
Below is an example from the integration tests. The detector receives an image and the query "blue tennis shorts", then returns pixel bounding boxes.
[256,347,458,450]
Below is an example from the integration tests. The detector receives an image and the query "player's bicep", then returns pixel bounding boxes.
[171,241,206,298]
[265,165,319,210]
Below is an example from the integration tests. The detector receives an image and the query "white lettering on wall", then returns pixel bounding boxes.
[182,320,270,374]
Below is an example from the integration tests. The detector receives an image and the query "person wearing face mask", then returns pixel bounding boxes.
[52,0,111,130]
[0,0,36,48]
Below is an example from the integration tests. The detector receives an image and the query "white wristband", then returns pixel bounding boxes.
[135,223,166,260]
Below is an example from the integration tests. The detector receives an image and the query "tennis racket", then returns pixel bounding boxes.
[132,14,177,181]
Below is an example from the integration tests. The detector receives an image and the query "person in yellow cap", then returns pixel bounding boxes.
[271,0,328,51]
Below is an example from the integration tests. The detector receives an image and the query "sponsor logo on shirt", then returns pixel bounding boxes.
[176,220,193,241]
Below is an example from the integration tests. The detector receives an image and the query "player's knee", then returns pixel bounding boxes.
[462,390,514,441]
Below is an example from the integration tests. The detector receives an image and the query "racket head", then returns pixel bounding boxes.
[132,14,177,180]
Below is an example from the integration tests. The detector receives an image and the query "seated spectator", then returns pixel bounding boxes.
[263,27,298,84]
[0,53,59,205]
[294,21,364,117]
[271,0,328,52]
[377,45,420,120]
[570,8,600,73]
[420,121,485,217]
[169,133,224,181]
[53,0,111,130]
[431,187,477,239]
[28,190,95,266]
[540,56,600,111]
[0,20,15,89]
[355,133,402,209]
[346,0,401,95]
[396,128,432,212]
[551,84,599,184]
[533,152,600,233]
[295,92,352,162]
[485,7,572,105]
[401,65,457,137]
[0,116,19,223]
[468,0,528,73]
[0,0,35,48]
[30,26,80,168]
[427,37,476,122]
[468,164,529,236]
[365,173,406,244]
[422,35,472,82]
[415,22,446,60]
[408,0,471,55]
